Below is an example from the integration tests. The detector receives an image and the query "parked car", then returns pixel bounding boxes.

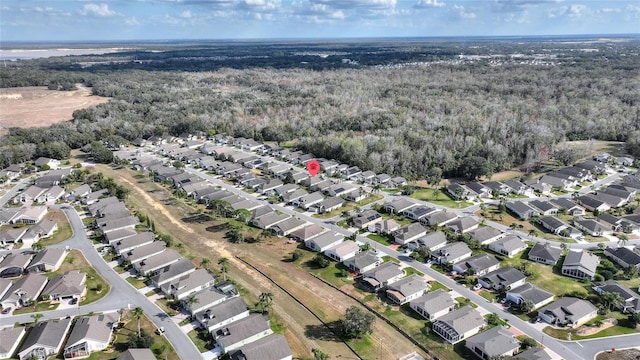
[1,307,12,314]
[472,283,482,291]
[500,298,508,304]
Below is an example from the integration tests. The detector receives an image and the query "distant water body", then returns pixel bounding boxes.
[0,48,130,61]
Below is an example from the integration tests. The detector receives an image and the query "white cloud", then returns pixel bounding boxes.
[180,10,193,18]
[78,3,117,17]
[453,4,475,19]
[599,8,620,14]
[415,0,445,8]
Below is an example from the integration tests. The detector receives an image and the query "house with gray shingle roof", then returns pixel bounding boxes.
[0,326,26,359]
[447,217,479,235]
[432,306,485,344]
[385,274,429,304]
[420,210,458,227]
[252,212,291,230]
[465,326,520,359]
[432,242,472,265]
[467,226,504,245]
[410,289,457,321]
[506,201,540,220]
[229,334,292,360]
[384,198,417,214]
[402,206,438,221]
[561,251,599,280]
[271,218,307,237]
[344,251,381,274]
[63,312,120,359]
[161,268,216,300]
[506,283,555,310]
[488,235,527,258]
[529,200,559,216]
[393,222,427,245]
[184,287,229,315]
[352,209,382,229]
[215,313,273,353]
[18,318,72,360]
[603,247,640,270]
[478,267,526,291]
[1,273,47,308]
[452,254,500,276]
[573,217,612,237]
[121,241,166,265]
[360,262,404,292]
[113,232,155,255]
[407,231,448,252]
[133,249,182,276]
[196,297,251,333]
[538,297,598,327]
[516,347,554,360]
[549,198,585,216]
[289,224,326,243]
[305,231,343,253]
[593,281,640,313]
[150,258,196,287]
[0,253,33,278]
[42,270,86,300]
[528,243,563,265]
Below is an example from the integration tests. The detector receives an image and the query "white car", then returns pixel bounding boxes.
[472,284,482,291]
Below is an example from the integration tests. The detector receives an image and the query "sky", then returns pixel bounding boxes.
[1,0,639,42]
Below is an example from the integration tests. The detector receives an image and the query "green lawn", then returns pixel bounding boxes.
[410,188,473,208]
[308,261,354,288]
[405,267,425,277]
[428,281,450,293]
[38,220,72,247]
[155,298,178,316]
[187,329,213,352]
[126,276,148,289]
[455,298,478,308]
[312,203,355,219]
[543,316,640,340]
[13,301,59,315]
[382,256,400,264]
[368,233,393,246]
[357,194,384,206]
[479,290,498,302]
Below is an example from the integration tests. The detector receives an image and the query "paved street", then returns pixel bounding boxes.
[0,205,203,359]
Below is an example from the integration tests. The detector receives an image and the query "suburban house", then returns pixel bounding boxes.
[538,297,598,327]
[561,251,599,280]
[573,217,613,237]
[384,198,417,214]
[1,253,34,278]
[447,183,472,200]
[466,182,491,199]
[293,192,324,209]
[577,195,611,213]
[120,241,167,265]
[0,278,11,301]
[0,326,26,359]
[432,242,472,265]
[369,219,401,235]
[503,179,533,196]
[550,198,586,216]
[1,273,48,308]
[352,210,382,229]
[385,274,429,305]
[214,314,273,353]
[465,326,520,360]
[252,212,290,230]
[467,226,504,245]
[593,281,640,313]
[447,217,479,235]
[14,206,48,224]
[420,211,458,227]
[289,224,326,243]
[305,231,344,253]
[133,249,182,276]
[478,267,526,291]
[324,241,360,262]
[537,216,570,236]
[18,318,72,360]
[516,347,555,360]
[488,235,527,258]
[525,180,553,196]
[407,231,448,252]
[0,227,28,248]
[452,254,500,276]
[359,262,404,292]
[150,258,196,288]
[104,228,137,245]
[42,270,87,301]
[228,334,292,360]
[113,232,155,255]
[161,268,216,300]
[343,251,381,274]
[98,216,139,235]
[34,157,60,169]
[528,243,563,265]
[603,247,640,270]
[313,197,345,214]
[403,206,438,221]
[409,289,457,321]
[271,218,307,237]
[506,283,555,310]
[529,200,559,216]
[393,223,427,245]
[63,312,120,359]
[196,297,251,333]
[506,201,540,220]
[432,306,485,344]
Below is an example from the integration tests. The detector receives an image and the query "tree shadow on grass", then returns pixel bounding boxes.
[304,321,343,342]
[182,213,212,224]
[205,223,231,233]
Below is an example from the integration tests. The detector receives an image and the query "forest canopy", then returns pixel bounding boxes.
[1,37,639,180]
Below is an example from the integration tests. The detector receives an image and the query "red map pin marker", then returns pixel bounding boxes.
[306,160,320,177]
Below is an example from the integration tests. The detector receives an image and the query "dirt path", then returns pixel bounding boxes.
[100,166,426,359]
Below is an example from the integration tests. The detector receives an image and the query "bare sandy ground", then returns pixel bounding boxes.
[0,85,109,135]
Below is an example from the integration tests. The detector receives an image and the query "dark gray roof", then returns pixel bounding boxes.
[538,216,566,230]
[465,326,519,358]
[604,247,640,266]
[454,254,500,273]
[230,334,292,360]
[550,198,581,210]
[196,297,249,330]
[577,195,607,209]
[507,283,554,305]
[529,200,558,213]
[539,297,598,324]
[480,267,526,288]
[515,347,553,360]
[415,231,447,249]
[394,222,427,241]
[528,243,562,262]
[346,251,379,271]
[117,349,156,360]
[20,318,71,352]
[150,258,196,285]
[468,226,502,242]
[574,218,610,233]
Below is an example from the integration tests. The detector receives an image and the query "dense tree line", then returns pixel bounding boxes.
[1,39,638,179]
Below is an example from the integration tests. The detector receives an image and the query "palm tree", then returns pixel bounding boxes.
[132,306,144,338]
[528,229,538,238]
[201,258,210,270]
[258,292,274,314]
[31,313,43,325]
[617,234,629,248]
[184,295,199,311]
[218,258,229,281]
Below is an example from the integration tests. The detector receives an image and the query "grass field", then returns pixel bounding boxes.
[37,209,73,246]
[410,188,473,208]
[13,301,59,315]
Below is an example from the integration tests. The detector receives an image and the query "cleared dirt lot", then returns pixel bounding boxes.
[0,85,109,134]
[90,162,426,359]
